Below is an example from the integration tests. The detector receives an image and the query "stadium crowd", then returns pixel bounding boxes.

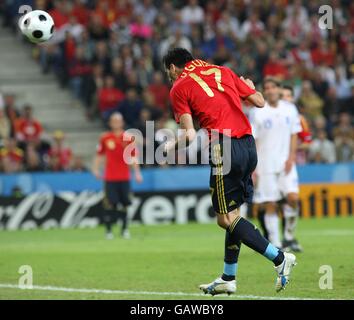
[1,0,353,171]
[0,93,87,173]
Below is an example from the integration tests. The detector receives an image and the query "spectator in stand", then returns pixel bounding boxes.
[88,14,110,41]
[0,108,11,142]
[125,70,143,94]
[48,155,62,172]
[25,142,44,172]
[333,113,353,138]
[297,81,324,121]
[118,88,143,128]
[82,63,105,118]
[281,6,309,46]
[334,128,354,162]
[130,14,153,40]
[311,40,335,67]
[263,51,289,80]
[48,130,73,171]
[3,94,20,136]
[0,138,24,173]
[71,155,88,172]
[71,0,91,27]
[92,41,111,74]
[111,57,127,91]
[201,24,235,60]
[217,11,240,41]
[15,105,43,145]
[240,12,265,41]
[98,75,125,121]
[333,66,351,100]
[59,15,85,42]
[159,28,192,59]
[181,0,205,25]
[134,0,157,25]
[141,90,163,120]
[309,129,336,163]
[147,71,169,112]
[48,0,70,30]
[68,46,92,105]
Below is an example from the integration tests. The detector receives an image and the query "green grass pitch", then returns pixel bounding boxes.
[0,217,353,300]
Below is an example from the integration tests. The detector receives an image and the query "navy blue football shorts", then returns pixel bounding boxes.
[209,134,258,214]
[103,181,132,210]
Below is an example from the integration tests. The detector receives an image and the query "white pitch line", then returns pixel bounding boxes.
[0,283,336,300]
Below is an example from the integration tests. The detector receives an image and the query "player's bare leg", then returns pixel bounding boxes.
[282,193,302,252]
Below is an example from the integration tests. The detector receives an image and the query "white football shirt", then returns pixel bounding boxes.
[250,100,301,174]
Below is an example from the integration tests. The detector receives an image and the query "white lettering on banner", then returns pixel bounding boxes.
[195,194,214,223]
[32,193,54,219]
[59,191,102,228]
[174,195,197,224]
[7,194,38,230]
[127,196,141,220]
[141,196,175,224]
[0,191,214,229]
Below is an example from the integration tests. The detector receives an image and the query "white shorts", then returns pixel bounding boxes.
[253,166,299,203]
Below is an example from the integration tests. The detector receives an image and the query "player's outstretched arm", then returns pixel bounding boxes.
[240,76,265,108]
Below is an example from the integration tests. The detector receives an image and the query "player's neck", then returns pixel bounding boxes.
[268,100,279,108]
[112,129,123,136]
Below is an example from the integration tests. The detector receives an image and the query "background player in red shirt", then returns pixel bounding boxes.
[92,112,142,239]
[163,48,296,295]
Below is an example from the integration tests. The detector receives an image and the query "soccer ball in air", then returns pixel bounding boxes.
[19,10,55,44]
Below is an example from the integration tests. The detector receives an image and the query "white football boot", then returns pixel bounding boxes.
[121,229,131,239]
[275,252,297,292]
[199,277,236,296]
[105,232,114,240]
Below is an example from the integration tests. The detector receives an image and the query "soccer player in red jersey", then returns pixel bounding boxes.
[162,48,297,295]
[92,112,142,239]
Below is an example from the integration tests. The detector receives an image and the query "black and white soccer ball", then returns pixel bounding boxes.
[19,10,55,44]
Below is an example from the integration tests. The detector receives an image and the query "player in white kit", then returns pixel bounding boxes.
[250,78,301,248]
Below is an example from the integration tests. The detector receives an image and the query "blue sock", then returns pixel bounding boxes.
[228,216,284,266]
[263,243,284,266]
[222,262,238,281]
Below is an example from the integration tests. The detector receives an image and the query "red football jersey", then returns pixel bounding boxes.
[170,59,256,138]
[97,131,135,181]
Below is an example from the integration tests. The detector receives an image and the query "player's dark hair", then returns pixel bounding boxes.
[262,77,280,89]
[282,85,294,96]
[162,48,194,69]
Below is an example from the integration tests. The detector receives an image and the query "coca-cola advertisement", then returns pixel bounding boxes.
[0,191,215,230]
